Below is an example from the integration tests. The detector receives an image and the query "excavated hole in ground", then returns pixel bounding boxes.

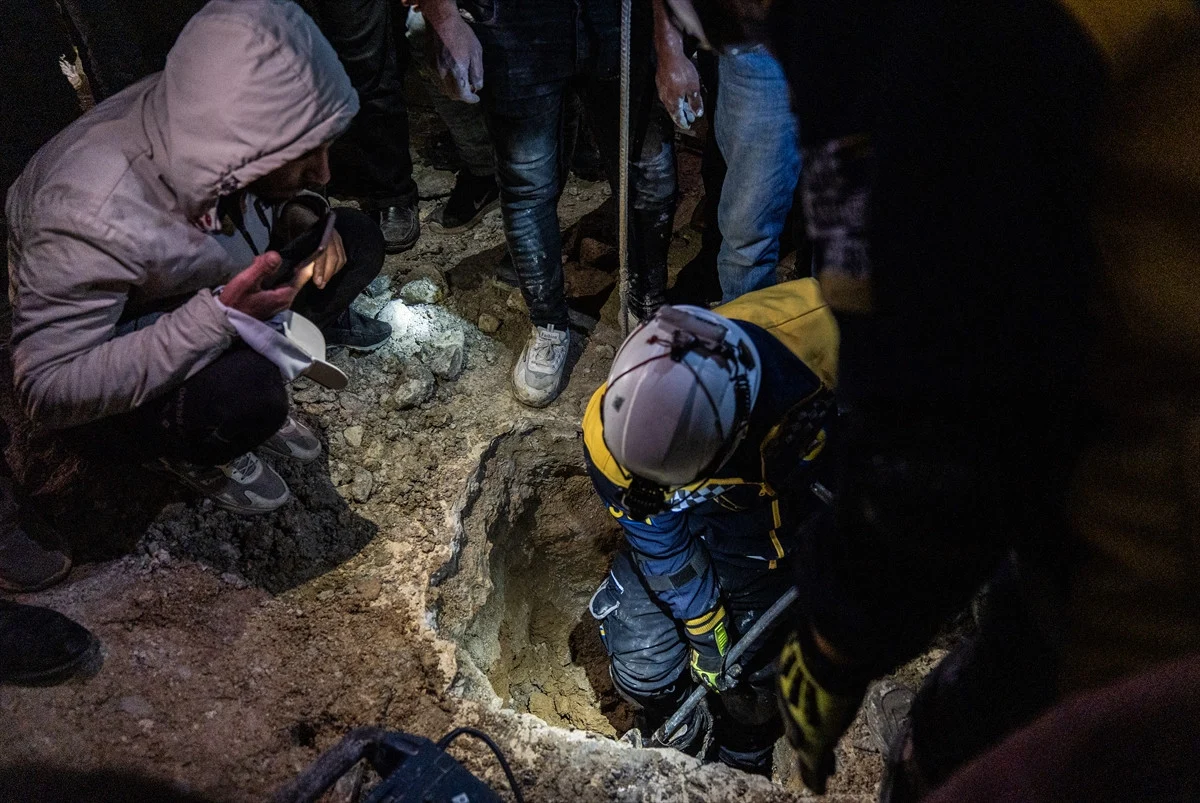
[433,424,634,737]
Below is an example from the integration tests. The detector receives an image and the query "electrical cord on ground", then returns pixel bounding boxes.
[436,727,526,803]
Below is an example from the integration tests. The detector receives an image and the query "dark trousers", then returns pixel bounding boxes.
[593,550,790,770]
[311,0,417,209]
[107,209,383,466]
[477,1,677,327]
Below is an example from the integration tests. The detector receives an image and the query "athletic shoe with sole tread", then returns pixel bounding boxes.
[153,452,290,515]
[865,679,916,758]
[511,324,570,408]
[432,171,500,233]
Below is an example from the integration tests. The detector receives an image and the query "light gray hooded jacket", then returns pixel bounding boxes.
[4,0,358,429]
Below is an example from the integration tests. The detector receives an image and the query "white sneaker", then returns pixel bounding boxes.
[154,452,290,515]
[511,324,570,408]
[260,416,322,463]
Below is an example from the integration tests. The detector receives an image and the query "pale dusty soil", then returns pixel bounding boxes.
[0,111,936,802]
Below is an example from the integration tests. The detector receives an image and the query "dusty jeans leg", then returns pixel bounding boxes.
[484,87,571,329]
[594,552,690,716]
[582,71,677,319]
[714,45,801,302]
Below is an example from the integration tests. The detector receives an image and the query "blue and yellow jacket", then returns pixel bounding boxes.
[583,279,840,623]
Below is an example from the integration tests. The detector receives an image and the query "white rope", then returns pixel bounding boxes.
[618,0,632,338]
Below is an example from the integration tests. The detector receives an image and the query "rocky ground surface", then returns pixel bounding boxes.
[0,109,952,802]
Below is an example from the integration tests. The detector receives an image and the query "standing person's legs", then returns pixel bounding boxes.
[583,42,678,322]
[406,11,500,233]
[484,90,569,330]
[667,48,725,306]
[714,45,801,302]
[484,83,575,406]
[407,12,495,179]
[313,0,420,253]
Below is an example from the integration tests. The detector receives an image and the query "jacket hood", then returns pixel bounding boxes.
[145,0,358,219]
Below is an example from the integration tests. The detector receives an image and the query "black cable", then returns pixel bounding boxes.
[436,727,526,803]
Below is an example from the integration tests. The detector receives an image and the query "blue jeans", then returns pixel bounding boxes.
[476,0,676,327]
[715,45,801,302]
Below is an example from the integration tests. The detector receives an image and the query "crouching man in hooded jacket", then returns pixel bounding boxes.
[5,0,393,514]
[582,279,839,774]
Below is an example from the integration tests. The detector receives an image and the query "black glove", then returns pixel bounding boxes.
[777,627,867,794]
[686,604,734,692]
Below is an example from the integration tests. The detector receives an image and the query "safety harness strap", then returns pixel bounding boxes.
[640,549,711,593]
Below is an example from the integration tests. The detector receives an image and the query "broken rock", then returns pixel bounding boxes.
[398,277,443,305]
[393,364,435,410]
[477,313,501,335]
[351,468,374,503]
[424,328,465,380]
[343,425,363,448]
[398,266,448,305]
[363,274,392,299]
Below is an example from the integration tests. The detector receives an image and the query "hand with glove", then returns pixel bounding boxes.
[421,0,484,103]
[686,604,734,692]
[777,627,867,794]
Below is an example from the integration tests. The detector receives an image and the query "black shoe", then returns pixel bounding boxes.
[325,308,392,352]
[432,172,500,234]
[494,251,519,288]
[570,139,607,182]
[371,204,420,254]
[0,479,72,593]
[0,601,101,686]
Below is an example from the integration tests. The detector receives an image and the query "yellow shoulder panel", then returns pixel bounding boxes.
[714,278,840,389]
[582,382,633,489]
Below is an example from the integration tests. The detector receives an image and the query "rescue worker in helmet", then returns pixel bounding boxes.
[583,278,838,774]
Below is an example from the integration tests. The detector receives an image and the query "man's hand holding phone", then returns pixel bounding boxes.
[221,199,341,318]
[309,228,345,290]
[220,251,314,320]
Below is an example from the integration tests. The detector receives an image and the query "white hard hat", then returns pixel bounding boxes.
[602,305,762,487]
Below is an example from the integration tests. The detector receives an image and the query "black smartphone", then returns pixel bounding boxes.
[262,208,336,290]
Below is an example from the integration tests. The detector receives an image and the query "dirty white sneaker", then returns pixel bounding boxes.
[260,416,322,463]
[511,324,569,408]
[154,452,290,515]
